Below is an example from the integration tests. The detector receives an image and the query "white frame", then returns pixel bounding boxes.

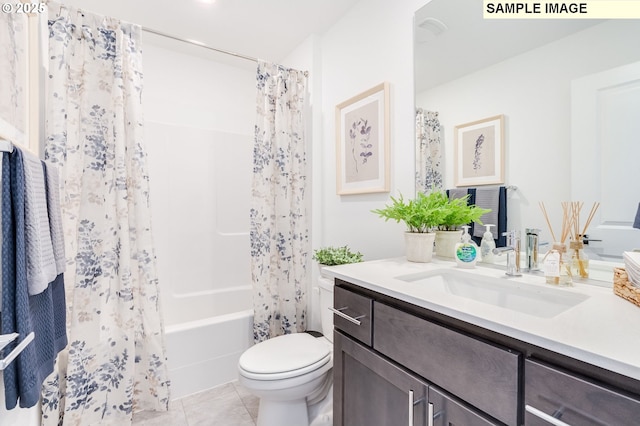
[454,114,505,187]
[335,82,390,195]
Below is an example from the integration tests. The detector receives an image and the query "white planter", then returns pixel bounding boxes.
[404,232,436,263]
[435,230,463,259]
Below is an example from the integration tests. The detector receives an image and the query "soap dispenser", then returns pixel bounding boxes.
[455,226,478,268]
[480,224,496,263]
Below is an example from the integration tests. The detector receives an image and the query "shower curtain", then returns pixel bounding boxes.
[251,61,309,343]
[415,108,444,194]
[41,4,170,424]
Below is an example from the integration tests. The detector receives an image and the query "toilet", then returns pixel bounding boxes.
[238,277,335,426]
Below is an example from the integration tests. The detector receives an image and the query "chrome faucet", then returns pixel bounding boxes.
[493,230,522,277]
[525,228,541,272]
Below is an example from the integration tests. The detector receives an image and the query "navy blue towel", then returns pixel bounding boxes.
[447,187,508,248]
[1,149,67,410]
[467,187,508,248]
[1,149,40,409]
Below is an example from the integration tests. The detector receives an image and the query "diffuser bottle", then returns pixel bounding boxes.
[570,237,589,279]
[455,226,478,268]
[544,242,573,286]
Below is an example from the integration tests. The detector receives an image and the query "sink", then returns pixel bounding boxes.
[396,270,589,318]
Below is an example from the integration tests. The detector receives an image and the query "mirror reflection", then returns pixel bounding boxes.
[414,0,640,261]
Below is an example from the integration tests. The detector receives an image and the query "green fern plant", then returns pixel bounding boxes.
[372,191,491,232]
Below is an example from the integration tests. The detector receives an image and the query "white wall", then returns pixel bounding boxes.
[416,20,640,243]
[142,39,255,325]
[317,0,429,261]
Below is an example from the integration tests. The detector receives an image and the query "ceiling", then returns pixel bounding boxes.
[57,0,360,67]
[414,0,603,92]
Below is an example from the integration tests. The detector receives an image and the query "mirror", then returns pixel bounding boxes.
[414,0,640,261]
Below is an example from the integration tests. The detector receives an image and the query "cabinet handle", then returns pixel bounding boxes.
[428,402,434,426]
[526,405,571,426]
[408,390,415,426]
[329,307,364,326]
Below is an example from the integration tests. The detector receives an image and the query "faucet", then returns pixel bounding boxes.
[525,228,541,272]
[493,230,522,277]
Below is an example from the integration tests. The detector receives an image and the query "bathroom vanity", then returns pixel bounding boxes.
[326,259,640,426]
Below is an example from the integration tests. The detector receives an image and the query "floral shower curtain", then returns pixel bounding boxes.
[251,61,309,343]
[41,4,170,424]
[415,108,444,194]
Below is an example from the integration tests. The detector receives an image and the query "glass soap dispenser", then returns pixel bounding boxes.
[480,224,496,263]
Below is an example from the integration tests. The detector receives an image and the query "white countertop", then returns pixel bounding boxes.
[324,257,640,382]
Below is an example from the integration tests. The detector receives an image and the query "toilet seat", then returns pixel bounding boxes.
[239,333,331,381]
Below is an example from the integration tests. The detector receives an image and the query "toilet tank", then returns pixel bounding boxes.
[317,277,334,342]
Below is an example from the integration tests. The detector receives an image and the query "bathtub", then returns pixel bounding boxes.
[164,286,254,399]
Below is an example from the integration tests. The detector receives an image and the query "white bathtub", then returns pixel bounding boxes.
[164,286,254,399]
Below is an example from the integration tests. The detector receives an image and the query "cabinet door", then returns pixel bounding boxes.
[430,387,500,426]
[334,332,428,426]
[525,359,640,425]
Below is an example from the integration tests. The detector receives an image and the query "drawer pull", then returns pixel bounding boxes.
[526,405,571,426]
[329,306,364,325]
[427,402,434,426]
[409,390,414,426]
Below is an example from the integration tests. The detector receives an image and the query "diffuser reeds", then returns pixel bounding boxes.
[539,201,601,281]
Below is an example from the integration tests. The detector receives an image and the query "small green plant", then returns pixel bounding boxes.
[312,246,364,266]
[371,192,443,233]
[371,190,491,232]
[437,193,491,231]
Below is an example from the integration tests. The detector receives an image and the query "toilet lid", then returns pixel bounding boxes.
[239,333,331,377]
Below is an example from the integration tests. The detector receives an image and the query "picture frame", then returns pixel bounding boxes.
[335,82,390,195]
[454,114,505,187]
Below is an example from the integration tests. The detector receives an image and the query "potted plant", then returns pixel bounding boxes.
[432,192,491,258]
[372,191,490,262]
[313,245,364,277]
[371,192,444,262]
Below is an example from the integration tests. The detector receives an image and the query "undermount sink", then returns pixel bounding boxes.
[396,270,589,318]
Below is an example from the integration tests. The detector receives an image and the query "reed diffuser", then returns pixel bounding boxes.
[568,201,600,279]
[539,202,573,286]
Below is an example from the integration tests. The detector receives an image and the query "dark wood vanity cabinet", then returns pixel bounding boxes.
[333,279,640,426]
[333,282,507,426]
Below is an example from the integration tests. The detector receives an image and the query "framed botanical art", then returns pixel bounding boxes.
[335,82,390,195]
[454,114,504,187]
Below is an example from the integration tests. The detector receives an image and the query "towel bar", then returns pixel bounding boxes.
[0,332,35,370]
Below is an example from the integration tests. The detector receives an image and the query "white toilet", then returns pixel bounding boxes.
[238,277,335,426]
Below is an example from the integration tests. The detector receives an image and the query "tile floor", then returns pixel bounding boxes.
[132,381,259,426]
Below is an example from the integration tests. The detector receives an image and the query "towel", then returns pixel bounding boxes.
[44,162,66,275]
[1,149,41,409]
[22,150,57,295]
[43,162,67,353]
[473,187,500,239]
[448,188,469,200]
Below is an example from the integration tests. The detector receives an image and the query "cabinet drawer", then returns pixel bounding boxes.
[525,358,640,425]
[374,302,520,426]
[333,286,372,346]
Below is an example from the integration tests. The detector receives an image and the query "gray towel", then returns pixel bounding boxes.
[473,187,500,238]
[448,188,468,200]
[44,162,66,274]
[23,150,57,295]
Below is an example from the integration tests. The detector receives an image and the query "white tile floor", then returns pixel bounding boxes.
[132,381,259,426]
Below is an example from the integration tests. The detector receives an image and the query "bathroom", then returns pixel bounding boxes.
[1,0,639,425]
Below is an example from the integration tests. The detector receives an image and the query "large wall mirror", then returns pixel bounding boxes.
[414,0,640,261]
